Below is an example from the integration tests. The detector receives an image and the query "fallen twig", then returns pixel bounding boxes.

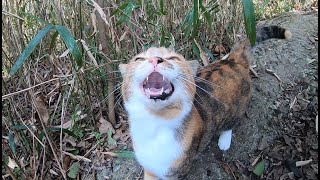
[221,53,230,60]
[296,159,312,167]
[63,151,92,163]
[226,163,238,180]
[266,68,282,82]
[250,65,259,78]
[289,96,297,109]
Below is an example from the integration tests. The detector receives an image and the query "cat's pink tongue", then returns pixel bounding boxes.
[148,72,164,82]
[143,72,170,89]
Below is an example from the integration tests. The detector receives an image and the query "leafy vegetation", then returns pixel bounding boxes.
[253,0,316,20]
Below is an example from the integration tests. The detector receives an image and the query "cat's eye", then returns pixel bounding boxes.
[167,56,180,61]
[134,57,145,61]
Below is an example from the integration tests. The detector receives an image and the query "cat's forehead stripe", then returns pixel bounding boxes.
[132,47,186,62]
[141,47,174,57]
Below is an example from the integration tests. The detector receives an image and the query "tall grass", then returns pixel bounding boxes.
[2,0,315,179]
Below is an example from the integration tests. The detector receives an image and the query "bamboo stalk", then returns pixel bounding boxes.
[95,0,116,126]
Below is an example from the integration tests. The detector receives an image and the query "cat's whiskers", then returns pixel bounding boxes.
[174,66,225,90]
[175,80,196,106]
[193,76,225,91]
[99,82,123,105]
[176,79,205,106]
[109,85,130,113]
[112,89,124,108]
[172,71,213,100]
[182,74,225,91]
[177,75,227,106]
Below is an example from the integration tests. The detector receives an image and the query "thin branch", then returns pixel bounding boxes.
[30,93,67,180]
[2,10,24,20]
[5,165,18,180]
[2,78,62,100]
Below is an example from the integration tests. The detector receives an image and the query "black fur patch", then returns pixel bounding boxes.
[240,80,251,97]
[194,81,225,123]
[256,25,287,43]
[220,59,236,68]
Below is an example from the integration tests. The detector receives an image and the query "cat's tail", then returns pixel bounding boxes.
[256,25,292,44]
[226,25,292,68]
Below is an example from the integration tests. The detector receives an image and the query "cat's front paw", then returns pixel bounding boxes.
[218,129,232,151]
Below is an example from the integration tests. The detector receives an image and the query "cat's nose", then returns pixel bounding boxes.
[149,57,164,66]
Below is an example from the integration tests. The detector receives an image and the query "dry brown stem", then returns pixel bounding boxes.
[95,0,116,127]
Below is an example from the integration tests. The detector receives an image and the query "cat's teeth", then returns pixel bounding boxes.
[160,87,164,94]
[164,89,170,94]
[162,76,165,81]
[146,76,149,82]
[147,88,151,98]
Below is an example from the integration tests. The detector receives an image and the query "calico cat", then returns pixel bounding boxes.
[119,25,292,179]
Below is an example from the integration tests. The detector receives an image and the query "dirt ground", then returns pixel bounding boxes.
[92,11,318,180]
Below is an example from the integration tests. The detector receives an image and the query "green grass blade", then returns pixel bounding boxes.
[67,162,80,179]
[54,25,83,68]
[159,0,167,15]
[8,132,16,156]
[21,12,49,25]
[47,127,79,138]
[192,0,199,37]
[36,132,45,154]
[9,24,54,76]
[253,159,265,176]
[115,1,135,26]
[200,1,212,28]
[11,125,77,138]
[111,1,129,16]
[241,0,256,46]
[203,46,215,62]
[49,31,59,53]
[20,131,31,152]
[160,26,165,47]
[192,39,200,59]
[160,0,164,13]
[11,125,32,130]
[182,9,193,37]
[168,32,176,49]
[107,129,117,147]
[114,150,135,159]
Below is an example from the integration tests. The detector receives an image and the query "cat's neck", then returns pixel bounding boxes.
[125,98,193,129]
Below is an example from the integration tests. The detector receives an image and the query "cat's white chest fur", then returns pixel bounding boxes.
[126,102,185,178]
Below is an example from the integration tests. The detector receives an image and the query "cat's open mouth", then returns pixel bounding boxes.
[142,72,174,100]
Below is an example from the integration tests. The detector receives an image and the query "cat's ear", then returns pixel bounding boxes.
[119,64,127,76]
[188,60,199,76]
